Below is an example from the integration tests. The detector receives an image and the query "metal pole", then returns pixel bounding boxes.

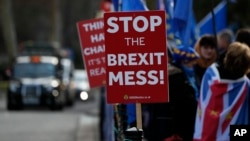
[211,0,219,61]
[211,0,218,46]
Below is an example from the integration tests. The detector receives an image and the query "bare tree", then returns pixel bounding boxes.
[50,0,62,47]
[0,0,17,64]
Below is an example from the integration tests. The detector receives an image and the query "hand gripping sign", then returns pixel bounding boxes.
[104,10,169,104]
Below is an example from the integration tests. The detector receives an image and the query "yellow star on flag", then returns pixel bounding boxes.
[210,110,219,117]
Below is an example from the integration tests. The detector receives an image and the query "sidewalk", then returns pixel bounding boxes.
[76,88,100,141]
[0,89,6,109]
[0,81,7,100]
[76,114,99,141]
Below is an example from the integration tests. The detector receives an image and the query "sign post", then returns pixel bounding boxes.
[104,10,168,138]
[136,103,142,129]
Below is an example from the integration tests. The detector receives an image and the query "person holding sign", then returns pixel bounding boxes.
[146,46,200,141]
[166,46,200,141]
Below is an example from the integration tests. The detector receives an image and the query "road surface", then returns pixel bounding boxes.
[0,88,101,141]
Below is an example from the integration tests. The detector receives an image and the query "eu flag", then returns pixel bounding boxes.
[164,0,175,39]
[111,0,120,12]
[122,0,148,11]
[159,0,197,47]
[197,1,227,36]
[173,0,197,47]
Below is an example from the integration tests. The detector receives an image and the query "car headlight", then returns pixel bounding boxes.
[51,80,59,88]
[43,80,59,91]
[9,81,21,92]
[80,91,88,101]
[52,90,59,97]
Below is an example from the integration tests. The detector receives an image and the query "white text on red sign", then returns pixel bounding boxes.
[106,15,162,33]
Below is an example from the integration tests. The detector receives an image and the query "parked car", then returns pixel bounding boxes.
[7,55,65,110]
[7,41,67,110]
[61,58,75,106]
[73,69,93,101]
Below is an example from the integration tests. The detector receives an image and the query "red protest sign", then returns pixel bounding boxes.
[77,18,106,88]
[104,11,168,104]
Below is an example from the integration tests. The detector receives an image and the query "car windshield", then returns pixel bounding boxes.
[74,71,88,82]
[13,63,56,78]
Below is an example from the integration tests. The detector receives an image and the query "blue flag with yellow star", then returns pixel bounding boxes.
[173,0,197,47]
[158,0,197,47]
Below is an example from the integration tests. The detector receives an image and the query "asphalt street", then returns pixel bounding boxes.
[0,87,101,141]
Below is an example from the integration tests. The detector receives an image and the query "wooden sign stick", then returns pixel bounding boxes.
[136,103,142,129]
